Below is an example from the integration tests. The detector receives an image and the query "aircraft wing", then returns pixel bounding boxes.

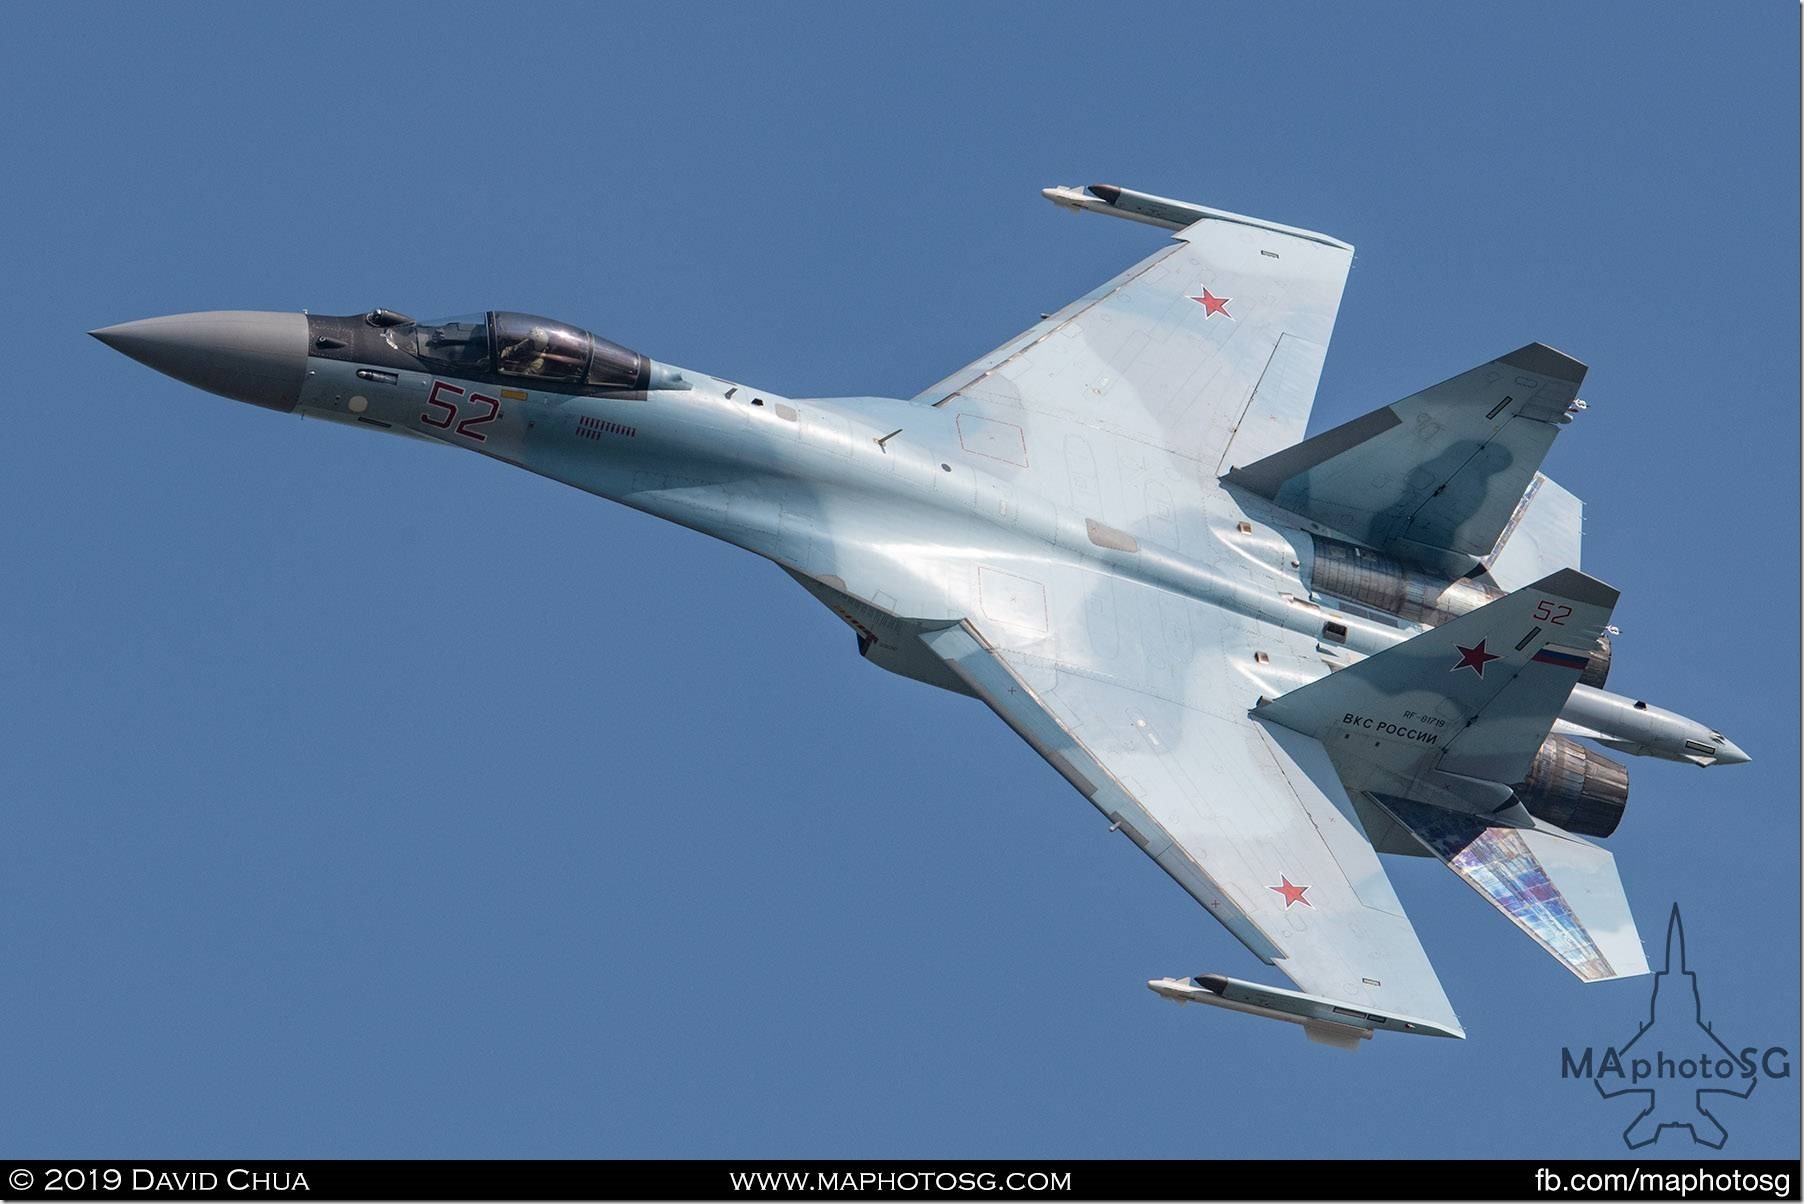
[919,613,1465,1043]
[893,187,1632,1042]
[911,198,1353,474]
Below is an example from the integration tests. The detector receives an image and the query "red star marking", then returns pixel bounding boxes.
[1270,876,1312,909]
[1452,639,1501,676]
[1190,288,1232,318]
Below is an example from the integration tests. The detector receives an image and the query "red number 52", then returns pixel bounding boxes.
[420,379,500,443]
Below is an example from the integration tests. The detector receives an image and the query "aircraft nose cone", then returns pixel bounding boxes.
[91,311,307,412]
[1713,738,1751,766]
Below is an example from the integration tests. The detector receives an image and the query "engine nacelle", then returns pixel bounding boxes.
[1513,735,1630,838]
[1307,536,1612,687]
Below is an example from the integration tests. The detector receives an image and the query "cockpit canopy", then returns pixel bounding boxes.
[395,311,650,391]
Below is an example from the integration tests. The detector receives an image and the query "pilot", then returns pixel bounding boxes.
[500,325,553,375]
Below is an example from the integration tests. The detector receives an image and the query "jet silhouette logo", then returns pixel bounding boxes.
[1561,905,1791,1149]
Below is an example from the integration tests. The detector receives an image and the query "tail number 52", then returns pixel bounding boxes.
[1533,600,1572,625]
[421,380,500,442]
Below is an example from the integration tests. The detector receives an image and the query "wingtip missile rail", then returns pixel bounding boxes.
[1043,182,1353,250]
[1148,975,1466,1048]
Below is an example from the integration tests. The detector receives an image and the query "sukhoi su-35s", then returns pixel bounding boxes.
[93,182,1749,1047]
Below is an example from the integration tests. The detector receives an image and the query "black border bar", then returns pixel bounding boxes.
[0,1159,1797,1201]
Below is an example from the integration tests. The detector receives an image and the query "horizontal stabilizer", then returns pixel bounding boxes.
[1227,345,1587,572]
[1373,796,1648,981]
[1484,472,1585,588]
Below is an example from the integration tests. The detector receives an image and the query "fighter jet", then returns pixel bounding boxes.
[93,182,1748,1046]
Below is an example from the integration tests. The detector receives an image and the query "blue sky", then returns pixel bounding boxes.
[2,2,1796,1160]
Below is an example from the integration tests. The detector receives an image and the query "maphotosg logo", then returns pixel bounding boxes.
[1561,905,1791,1149]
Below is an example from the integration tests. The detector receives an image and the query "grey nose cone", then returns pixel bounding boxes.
[1713,738,1751,766]
[91,311,307,412]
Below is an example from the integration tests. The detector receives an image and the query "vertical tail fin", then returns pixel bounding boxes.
[1227,345,1588,575]
[1257,568,1617,796]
